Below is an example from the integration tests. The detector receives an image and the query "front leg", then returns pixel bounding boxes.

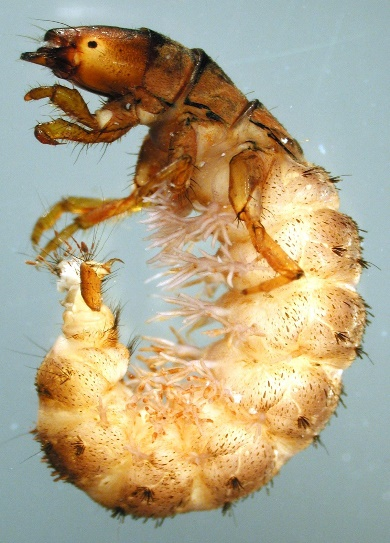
[25,84,140,145]
[229,149,304,292]
[25,85,97,128]
[30,118,134,146]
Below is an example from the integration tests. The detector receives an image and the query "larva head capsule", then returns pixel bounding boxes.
[21,26,155,96]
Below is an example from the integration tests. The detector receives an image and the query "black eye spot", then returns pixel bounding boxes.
[87,40,98,48]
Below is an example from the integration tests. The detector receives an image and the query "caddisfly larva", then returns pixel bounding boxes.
[22,26,366,518]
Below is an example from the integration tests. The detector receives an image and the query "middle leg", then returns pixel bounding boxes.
[32,117,199,256]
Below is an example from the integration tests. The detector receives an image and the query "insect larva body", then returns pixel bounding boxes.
[22,26,366,518]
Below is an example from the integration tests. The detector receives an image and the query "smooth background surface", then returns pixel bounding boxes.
[1,1,389,542]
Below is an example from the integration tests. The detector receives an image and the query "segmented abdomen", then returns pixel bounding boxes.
[35,121,365,517]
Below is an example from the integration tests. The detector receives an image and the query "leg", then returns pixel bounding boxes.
[25,86,98,128]
[229,149,303,292]
[25,85,140,145]
[31,108,198,255]
[31,118,132,146]
[32,194,144,256]
[31,121,196,255]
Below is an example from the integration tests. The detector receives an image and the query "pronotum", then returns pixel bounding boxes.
[22,26,366,518]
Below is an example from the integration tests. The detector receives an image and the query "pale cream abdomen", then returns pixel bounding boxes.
[34,142,365,518]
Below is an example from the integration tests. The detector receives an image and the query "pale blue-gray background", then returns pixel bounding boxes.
[1,1,389,542]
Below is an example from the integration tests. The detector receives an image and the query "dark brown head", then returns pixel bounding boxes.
[21,26,153,96]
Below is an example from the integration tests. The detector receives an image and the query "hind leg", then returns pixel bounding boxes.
[229,149,303,293]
